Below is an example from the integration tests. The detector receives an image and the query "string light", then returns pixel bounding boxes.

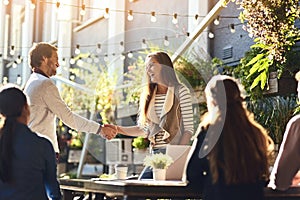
[96,43,102,53]
[214,16,220,25]
[3,77,8,85]
[172,13,178,24]
[16,55,22,64]
[194,14,199,25]
[76,57,84,67]
[80,3,86,16]
[127,10,133,21]
[30,0,36,9]
[164,36,169,46]
[70,56,75,64]
[41,1,239,27]
[104,54,109,62]
[150,11,157,23]
[93,56,100,63]
[16,74,22,85]
[12,61,17,68]
[56,1,60,9]
[208,32,215,39]
[87,55,93,63]
[104,8,110,19]
[1,21,243,66]
[61,58,66,66]
[230,24,235,33]
[127,51,133,58]
[141,39,147,49]
[119,41,124,52]
[10,45,15,56]
[75,44,80,54]
[70,74,76,81]
[120,53,126,60]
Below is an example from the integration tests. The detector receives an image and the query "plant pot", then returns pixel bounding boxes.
[153,168,166,181]
[133,148,150,165]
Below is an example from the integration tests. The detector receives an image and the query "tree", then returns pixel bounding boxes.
[61,54,117,124]
[232,0,300,91]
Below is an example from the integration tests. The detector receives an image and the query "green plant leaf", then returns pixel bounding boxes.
[260,71,268,90]
[250,75,262,90]
[246,53,265,67]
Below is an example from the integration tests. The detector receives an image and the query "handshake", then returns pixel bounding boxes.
[98,124,120,140]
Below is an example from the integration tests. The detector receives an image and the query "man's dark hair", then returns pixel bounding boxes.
[28,42,57,69]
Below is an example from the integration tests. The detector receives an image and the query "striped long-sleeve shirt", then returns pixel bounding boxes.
[154,85,194,146]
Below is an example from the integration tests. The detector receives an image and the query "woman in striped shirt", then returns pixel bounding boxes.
[106,51,194,178]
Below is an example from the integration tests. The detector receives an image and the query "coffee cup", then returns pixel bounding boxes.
[115,165,128,180]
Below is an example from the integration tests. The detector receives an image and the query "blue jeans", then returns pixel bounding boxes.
[138,148,166,180]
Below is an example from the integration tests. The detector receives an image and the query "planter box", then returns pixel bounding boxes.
[264,72,297,96]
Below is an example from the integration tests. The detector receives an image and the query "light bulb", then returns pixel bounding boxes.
[104,8,109,19]
[75,44,80,55]
[96,44,102,54]
[150,12,156,23]
[127,10,133,21]
[128,52,133,58]
[3,0,9,6]
[214,16,220,25]
[230,24,235,33]
[164,36,169,46]
[70,56,75,65]
[172,13,178,24]
[141,39,147,49]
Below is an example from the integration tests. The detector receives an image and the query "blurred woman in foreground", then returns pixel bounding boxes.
[185,75,274,200]
[0,85,61,200]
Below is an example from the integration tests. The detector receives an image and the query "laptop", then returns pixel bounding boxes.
[165,144,191,180]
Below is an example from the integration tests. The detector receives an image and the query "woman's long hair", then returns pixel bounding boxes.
[138,51,180,127]
[0,86,27,183]
[203,75,273,185]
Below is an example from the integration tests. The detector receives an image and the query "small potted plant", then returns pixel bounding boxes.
[132,136,150,150]
[143,153,174,180]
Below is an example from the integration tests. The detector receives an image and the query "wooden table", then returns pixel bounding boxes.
[59,178,300,200]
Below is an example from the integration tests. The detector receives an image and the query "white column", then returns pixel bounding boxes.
[107,0,125,86]
[21,1,35,87]
[56,0,73,83]
[0,3,5,83]
[188,0,209,58]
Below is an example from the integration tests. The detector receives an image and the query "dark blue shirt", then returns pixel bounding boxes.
[186,128,265,200]
[0,122,62,200]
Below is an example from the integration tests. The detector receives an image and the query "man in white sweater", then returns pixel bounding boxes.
[24,42,117,155]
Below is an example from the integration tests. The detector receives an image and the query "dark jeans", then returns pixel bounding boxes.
[138,148,166,180]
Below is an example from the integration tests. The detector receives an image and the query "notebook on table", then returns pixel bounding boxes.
[165,144,191,180]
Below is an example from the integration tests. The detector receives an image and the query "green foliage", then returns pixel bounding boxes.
[247,95,298,144]
[132,136,150,149]
[174,57,207,89]
[231,0,300,93]
[174,47,220,90]
[61,54,117,124]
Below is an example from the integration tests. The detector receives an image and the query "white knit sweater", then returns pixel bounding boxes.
[24,73,100,153]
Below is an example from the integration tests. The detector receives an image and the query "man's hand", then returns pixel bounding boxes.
[100,125,117,140]
[103,124,117,131]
